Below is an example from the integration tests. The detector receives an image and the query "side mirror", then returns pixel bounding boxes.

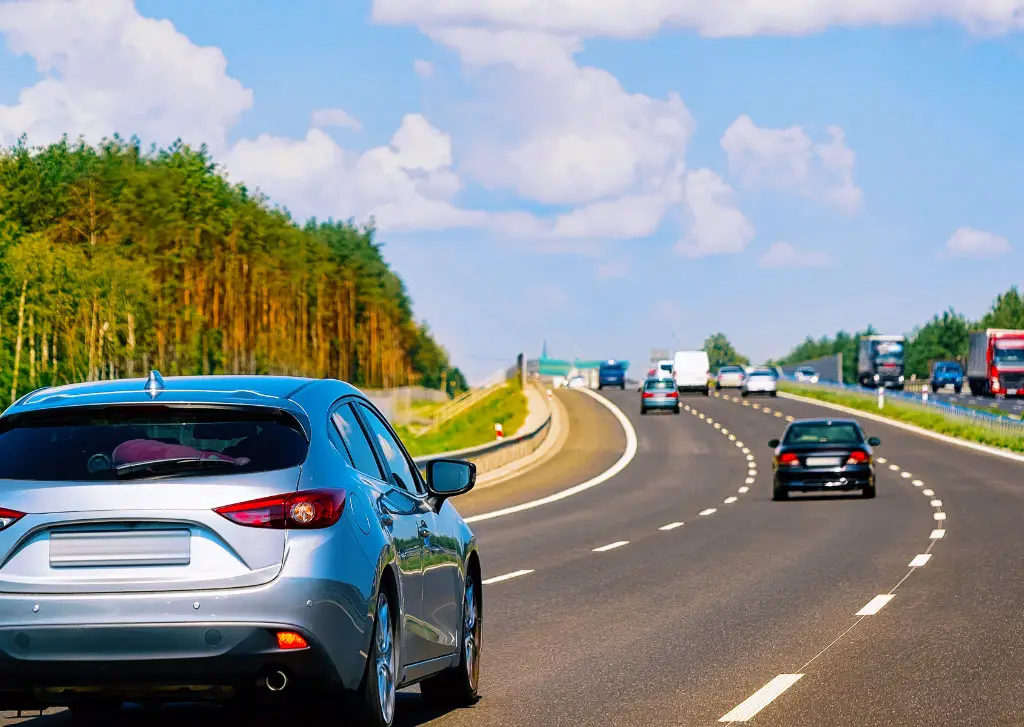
[867,437,881,447]
[768,439,780,448]
[425,458,477,499]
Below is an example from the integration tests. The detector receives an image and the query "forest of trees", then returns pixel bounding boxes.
[0,135,467,407]
[773,286,1024,381]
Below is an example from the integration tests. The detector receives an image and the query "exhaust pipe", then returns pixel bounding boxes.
[259,670,288,692]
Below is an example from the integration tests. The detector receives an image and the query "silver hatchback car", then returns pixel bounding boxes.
[0,372,482,725]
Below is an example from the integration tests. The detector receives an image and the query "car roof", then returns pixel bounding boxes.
[787,417,860,427]
[2,374,366,437]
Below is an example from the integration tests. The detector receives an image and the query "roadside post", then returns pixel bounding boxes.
[877,387,884,409]
[495,423,504,441]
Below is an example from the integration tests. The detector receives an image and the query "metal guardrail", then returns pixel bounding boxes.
[782,376,1024,435]
[412,385,554,474]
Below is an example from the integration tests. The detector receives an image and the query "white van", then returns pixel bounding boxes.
[673,350,710,395]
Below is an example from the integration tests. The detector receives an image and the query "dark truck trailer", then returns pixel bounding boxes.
[858,335,906,390]
[967,328,1024,397]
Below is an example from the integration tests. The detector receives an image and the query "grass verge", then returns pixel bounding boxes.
[397,379,529,457]
[779,382,1024,453]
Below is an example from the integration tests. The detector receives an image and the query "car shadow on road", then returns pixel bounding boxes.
[779,493,869,502]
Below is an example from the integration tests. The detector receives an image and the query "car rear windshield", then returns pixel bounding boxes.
[645,380,675,390]
[784,422,864,445]
[749,370,774,377]
[0,405,309,481]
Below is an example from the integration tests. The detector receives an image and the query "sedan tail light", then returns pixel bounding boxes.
[215,489,346,529]
[846,450,870,464]
[777,453,799,465]
[642,392,654,398]
[0,508,24,530]
[667,391,678,398]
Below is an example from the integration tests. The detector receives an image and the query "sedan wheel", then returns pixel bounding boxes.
[420,570,482,706]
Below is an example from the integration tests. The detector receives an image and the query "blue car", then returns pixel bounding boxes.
[931,361,963,393]
[598,360,626,390]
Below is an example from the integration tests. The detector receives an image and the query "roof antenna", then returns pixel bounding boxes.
[145,370,165,398]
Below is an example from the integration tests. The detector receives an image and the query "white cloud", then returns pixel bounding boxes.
[758,241,830,268]
[430,27,695,211]
[311,108,361,131]
[373,0,1024,39]
[943,227,1012,258]
[226,114,481,232]
[676,169,754,258]
[413,59,435,77]
[721,115,863,214]
[0,0,252,152]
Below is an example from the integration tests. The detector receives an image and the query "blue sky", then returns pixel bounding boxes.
[2,1,1023,383]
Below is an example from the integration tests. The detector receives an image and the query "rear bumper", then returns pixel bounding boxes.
[775,467,874,491]
[0,575,372,706]
[642,398,679,410]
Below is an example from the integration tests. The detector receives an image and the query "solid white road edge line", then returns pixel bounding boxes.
[908,554,932,567]
[593,540,629,552]
[482,569,535,585]
[778,390,1024,465]
[464,388,638,524]
[856,594,894,616]
[659,522,684,531]
[719,674,804,722]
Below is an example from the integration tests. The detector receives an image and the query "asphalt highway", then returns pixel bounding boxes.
[5,387,1024,726]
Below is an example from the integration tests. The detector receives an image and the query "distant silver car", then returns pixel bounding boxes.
[794,366,820,384]
[742,368,778,397]
[715,365,747,390]
[0,372,482,725]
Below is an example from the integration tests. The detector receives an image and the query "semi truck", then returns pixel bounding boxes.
[966,328,1024,397]
[858,335,906,390]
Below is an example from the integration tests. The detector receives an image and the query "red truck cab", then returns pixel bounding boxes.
[967,328,1024,397]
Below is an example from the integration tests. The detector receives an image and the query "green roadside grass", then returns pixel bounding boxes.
[396,380,529,457]
[779,382,1024,454]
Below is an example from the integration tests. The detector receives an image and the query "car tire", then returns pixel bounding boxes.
[861,484,876,499]
[772,484,789,501]
[640,407,648,415]
[741,391,748,398]
[769,391,777,397]
[954,386,962,394]
[673,406,681,414]
[620,383,625,390]
[421,569,482,708]
[702,388,709,396]
[352,590,398,727]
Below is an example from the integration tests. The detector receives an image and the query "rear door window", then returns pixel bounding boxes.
[0,406,309,481]
[357,404,423,495]
[331,404,385,481]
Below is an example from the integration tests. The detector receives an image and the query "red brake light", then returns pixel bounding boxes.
[276,631,309,650]
[778,453,799,465]
[642,392,653,398]
[0,508,24,530]
[215,489,346,529]
[847,450,870,464]
[667,390,678,397]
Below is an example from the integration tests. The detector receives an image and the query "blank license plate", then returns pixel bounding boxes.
[806,456,842,467]
[50,529,191,568]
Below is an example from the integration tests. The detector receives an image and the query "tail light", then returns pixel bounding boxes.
[0,508,24,530]
[667,390,678,398]
[847,450,870,464]
[275,631,309,650]
[642,392,654,398]
[215,489,346,529]
[777,453,799,466]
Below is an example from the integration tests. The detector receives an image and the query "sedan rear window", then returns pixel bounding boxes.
[0,406,309,481]
[784,422,863,445]
[645,380,675,390]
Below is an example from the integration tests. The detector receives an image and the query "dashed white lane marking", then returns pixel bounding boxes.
[912,479,924,487]
[745,477,755,484]
[901,472,912,479]
[877,457,888,464]
[714,423,721,429]
[922,489,934,496]
[659,522,684,531]
[699,508,717,516]
[746,454,755,461]
[785,415,794,422]
[722,427,729,434]
[729,434,736,441]
[464,388,637,524]
[742,447,750,454]
[739,486,750,493]
[724,496,738,504]
[930,529,945,539]
[593,540,629,552]
[482,569,534,585]
[888,464,900,471]
[934,512,947,521]
[908,554,932,567]
[856,594,895,616]
[719,674,804,722]
[930,499,942,508]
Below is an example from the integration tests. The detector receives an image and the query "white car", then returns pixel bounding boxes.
[715,365,747,389]
[567,375,588,389]
[742,368,778,397]
[794,366,819,384]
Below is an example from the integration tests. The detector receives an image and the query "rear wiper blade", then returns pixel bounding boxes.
[114,456,242,479]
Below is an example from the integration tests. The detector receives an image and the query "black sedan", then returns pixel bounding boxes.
[768,418,880,500]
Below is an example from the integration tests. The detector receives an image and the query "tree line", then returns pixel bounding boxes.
[0,135,467,407]
[771,286,1024,381]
